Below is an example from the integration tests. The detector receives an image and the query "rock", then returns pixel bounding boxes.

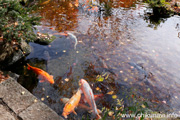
[35,33,56,45]
[7,71,20,81]
[0,41,31,69]
[8,49,24,66]
[20,40,31,56]
[0,42,14,63]
[0,71,19,82]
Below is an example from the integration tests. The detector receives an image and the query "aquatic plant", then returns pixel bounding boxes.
[0,0,41,44]
[99,93,152,120]
[94,74,152,120]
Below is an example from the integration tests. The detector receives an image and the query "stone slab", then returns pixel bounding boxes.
[19,101,63,120]
[0,78,36,114]
[0,104,16,120]
[0,78,63,120]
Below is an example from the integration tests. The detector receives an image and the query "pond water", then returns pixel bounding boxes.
[15,0,180,119]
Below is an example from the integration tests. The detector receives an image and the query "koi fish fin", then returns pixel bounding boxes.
[60,98,70,104]
[73,110,77,115]
[97,109,102,114]
[78,103,91,110]
[94,93,104,101]
[79,89,83,94]
[89,109,101,113]
[38,75,43,79]
[39,79,45,83]
[50,75,53,79]
[27,64,31,70]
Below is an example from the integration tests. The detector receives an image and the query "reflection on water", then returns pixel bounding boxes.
[37,0,137,32]
[15,0,180,119]
[144,14,168,29]
[38,0,79,32]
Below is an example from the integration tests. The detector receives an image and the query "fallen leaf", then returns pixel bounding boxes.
[107,91,114,95]
[96,75,104,82]
[124,78,128,81]
[34,99,37,103]
[108,111,114,116]
[41,98,45,101]
[21,91,25,95]
[14,22,18,26]
[105,74,109,79]
[96,87,101,91]
[147,88,151,92]
[112,95,117,99]
[141,104,146,108]
[65,78,69,82]
[162,100,166,104]
[102,72,107,76]
[130,66,134,69]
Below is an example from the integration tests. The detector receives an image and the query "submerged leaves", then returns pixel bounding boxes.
[96,75,104,82]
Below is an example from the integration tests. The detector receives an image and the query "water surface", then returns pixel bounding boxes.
[17,0,180,119]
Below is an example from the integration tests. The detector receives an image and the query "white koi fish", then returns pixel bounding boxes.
[67,32,78,50]
[79,79,101,119]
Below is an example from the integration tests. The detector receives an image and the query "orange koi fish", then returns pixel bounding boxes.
[27,64,54,84]
[79,79,101,119]
[62,89,81,118]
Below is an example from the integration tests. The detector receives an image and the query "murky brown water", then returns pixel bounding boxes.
[17,0,180,119]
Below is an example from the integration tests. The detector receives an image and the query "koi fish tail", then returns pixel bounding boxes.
[96,114,101,120]
[27,64,31,70]
[62,113,68,119]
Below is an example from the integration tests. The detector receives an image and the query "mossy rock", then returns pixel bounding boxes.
[34,33,56,45]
